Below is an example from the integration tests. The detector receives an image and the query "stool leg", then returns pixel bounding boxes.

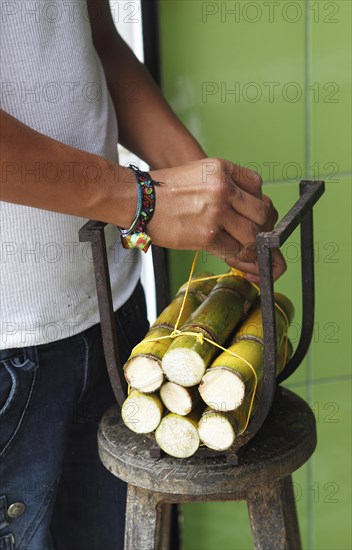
[124,484,167,550]
[247,475,301,550]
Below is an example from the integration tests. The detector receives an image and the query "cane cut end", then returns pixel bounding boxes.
[199,368,246,411]
[160,381,193,416]
[124,355,164,393]
[155,415,200,458]
[162,348,206,387]
[121,391,163,434]
[198,411,235,451]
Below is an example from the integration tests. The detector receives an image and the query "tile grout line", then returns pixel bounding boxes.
[265,171,352,186]
[284,374,352,389]
[306,352,314,550]
[305,2,314,549]
[305,0,312,178]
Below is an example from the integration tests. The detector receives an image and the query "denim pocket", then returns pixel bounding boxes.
[0,348,39,458]
[0,495,14,550]
[0,534,15,550]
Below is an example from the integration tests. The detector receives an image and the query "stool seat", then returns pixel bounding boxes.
[98,388,316,549]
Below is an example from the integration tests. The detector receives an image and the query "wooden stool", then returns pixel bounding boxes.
[98,388,316,550]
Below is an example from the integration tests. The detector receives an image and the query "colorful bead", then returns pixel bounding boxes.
[121,232,152,253]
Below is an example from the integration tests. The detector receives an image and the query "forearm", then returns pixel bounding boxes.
[94,33,205,168]
[0,109,136,226]
[0,110,285,279]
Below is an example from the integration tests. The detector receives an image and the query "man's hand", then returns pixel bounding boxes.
[148,158,286,280]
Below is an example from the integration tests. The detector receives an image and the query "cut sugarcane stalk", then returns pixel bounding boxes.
[123,273,217,393]
[162,275,259,387]
[123,326,171,393]
[155,407,204,458]
[198,393,259,451]
[199,294,294,411]
[121,390,163,434]
[198,341,293,450]
[159,382,200,416]
[199,339,261,411]
[198,342,291,450]
[198,408,236,451]
[198,392,259,450]
[235,293,294,346]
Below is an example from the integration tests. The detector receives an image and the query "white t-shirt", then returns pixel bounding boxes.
[0,0,141,349]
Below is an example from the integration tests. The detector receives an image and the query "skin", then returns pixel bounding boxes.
[0,0,286,281]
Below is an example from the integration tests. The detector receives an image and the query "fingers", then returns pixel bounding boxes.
[206,231,260,275]
[222,207,260,247]
[271,248,287,280]
[261,195,279,232]
[229,186,269,227]
[201,158,271,229]
[208,159,286,282]
[223,160,263,199]
[245,249,287,284]
[208,230,286,282]
[224,160,277,230]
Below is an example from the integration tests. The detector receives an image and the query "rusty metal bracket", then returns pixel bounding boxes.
[79,222,170,408]
[245,179,325,439]
[79,221,126,407]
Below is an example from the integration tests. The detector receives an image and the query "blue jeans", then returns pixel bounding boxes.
[0,281,149,550]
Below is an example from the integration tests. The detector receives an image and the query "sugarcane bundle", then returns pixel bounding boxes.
[120,265,296,458]
[123,273,217,393]
[198,340,293,451]
[161,275,259,387]
[198,293,294,412]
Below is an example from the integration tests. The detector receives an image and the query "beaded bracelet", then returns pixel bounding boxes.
[119,164,160,253]
[120,179,143,236]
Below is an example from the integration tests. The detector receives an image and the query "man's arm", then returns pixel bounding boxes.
[0,0,286,278]
[1,109,281,277]
[87,1,285,278]
[0,108,137,227]
[87,0,207,168]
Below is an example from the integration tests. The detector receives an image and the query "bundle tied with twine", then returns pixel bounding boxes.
[121,251,294,458]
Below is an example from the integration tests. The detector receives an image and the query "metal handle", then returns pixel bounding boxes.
[79,180,325,447]
[79,221,170,407]
[246,180,325,438]
[79,221,126,407]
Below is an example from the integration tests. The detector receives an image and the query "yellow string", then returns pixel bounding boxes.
[127,250,290,434]
[173,250,200,333]
[134,330,258,432]
[168,253,289,384]
[273,302,289,368]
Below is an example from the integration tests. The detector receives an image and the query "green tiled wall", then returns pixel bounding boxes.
[159,1,351,548]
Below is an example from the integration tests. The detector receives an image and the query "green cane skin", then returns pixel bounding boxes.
[163,276,259,370]
[126,273,218,363]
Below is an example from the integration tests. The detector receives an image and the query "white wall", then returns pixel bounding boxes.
[109,0,157,323]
